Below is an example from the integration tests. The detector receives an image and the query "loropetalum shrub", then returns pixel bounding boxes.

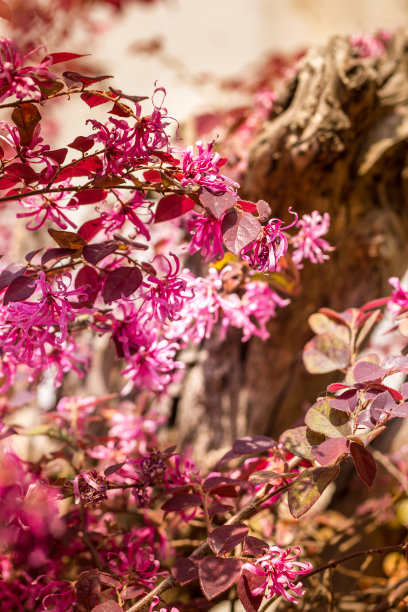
[0,35,408,612]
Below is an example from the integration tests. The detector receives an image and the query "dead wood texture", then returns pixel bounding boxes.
[174,33,408,460]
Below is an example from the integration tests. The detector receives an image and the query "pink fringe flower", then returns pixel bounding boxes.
[241,209,298,273]
[243,545,313,603]
[291,210,334,268]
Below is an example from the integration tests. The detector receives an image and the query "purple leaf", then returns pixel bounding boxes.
[43,148,68,165]
[161,493,202,512]
[329,389,358,413]
[41,248,78,265]
[350,442,376,487]
[311,437,350,466]
[172,557,199,586]
[0,264,27,291]
[387,401,408,418]
[214,449,242,468]
[208,503,234,517]
[221,209,261,257]
[74,189,107,206]
[237,569,264,612]
[243,536,268,557]
[232,436,275,455]
[154,194,195,223]
[75,570,101,611]
[199,557,242,600]
[102,267,142,304]
[104,462,125,476]
[83,241,118,265]
[199,188,236,219]
[203,476,239,492]
[208,524,249,555]
[353,361,387,383]
[63,71,112,87]
[3,275,36,305]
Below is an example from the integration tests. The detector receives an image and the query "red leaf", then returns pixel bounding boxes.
[0,264,27,291]
[75,265,100,307]
[327,383,349,392]
[76,570,101,612]
[199,557,242,600]
[81,91,112,108]
[78,218,104,242]
[151,150,180,166]
[109,102,133,117]
[11,103,41,146]
[208,524,249,555]
[91,603,122,612]
[43,148,68,165]
[143,170,161,182]
[102,267,143,304]
[63,71,112,87]
[68,136,95,153]
[6,162,38,183]
[233,436,275,455]
[161,493,202,512]
[312,437,350,466]
[237,569,264,612]
[350,442,376,487]
[154,194,195,223]
[172,557,199,586]
[83,241,118,264]
[0,176,19,190]
[200,188,236,219]
[46,52,89,65]
[74,189,107,206]
[58,157,103,181]
[238,200,258,214]
[221,209,261,257]
[3,275,36,305]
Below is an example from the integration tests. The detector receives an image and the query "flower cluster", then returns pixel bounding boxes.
[291,210,334,268]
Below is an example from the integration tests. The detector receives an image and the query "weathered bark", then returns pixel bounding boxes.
[175,32,408,459]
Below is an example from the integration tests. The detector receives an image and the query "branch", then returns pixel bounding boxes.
[306,542,408,578]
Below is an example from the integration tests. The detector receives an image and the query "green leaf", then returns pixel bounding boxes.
[288,465,339,518]
[303,333,351,374]
[279,426,325,461]
[305,399,352,438]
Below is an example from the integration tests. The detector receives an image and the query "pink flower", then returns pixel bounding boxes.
[187,212,225,262]
[243,545,312,603]
[180,140,239,194]
[16,188,79,231]
[140,254,194,322]
[291,211,334,268]
[99,190,152,238]
[241,209,298,273]
[0,38,56,102]
[388,276,408,315]
[349,32,389,58]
